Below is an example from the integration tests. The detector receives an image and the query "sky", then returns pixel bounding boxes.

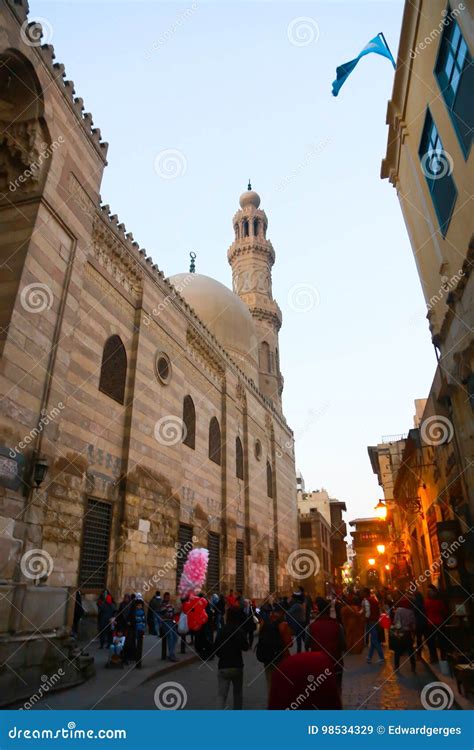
[30,0,437,524]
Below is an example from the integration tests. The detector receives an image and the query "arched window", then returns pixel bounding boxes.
[253,218,259,237]
[260,341,271,372]
[235,436,244,480]
[266,461,273,498]
[242,219,249,237]
[209,417,221,465]
[99,335,127,404]
[234,224,240,240]
[182,395,196,449]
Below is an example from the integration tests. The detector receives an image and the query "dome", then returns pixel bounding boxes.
[168,273,259,381]
[239,189,261,210]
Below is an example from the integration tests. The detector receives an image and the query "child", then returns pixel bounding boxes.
[109,629,125,662]
[134,597,147,669]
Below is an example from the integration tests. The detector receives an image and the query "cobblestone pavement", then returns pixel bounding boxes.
[341,652,441,710]
[28,635,457,711]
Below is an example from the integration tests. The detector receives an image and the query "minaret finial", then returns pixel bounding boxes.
[189,251,196,273]
[248,179,252,190]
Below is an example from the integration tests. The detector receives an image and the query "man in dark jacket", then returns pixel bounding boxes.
[148,591,162,636]
[212,607,249,709]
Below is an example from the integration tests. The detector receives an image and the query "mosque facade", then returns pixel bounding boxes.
[0,2,298,696]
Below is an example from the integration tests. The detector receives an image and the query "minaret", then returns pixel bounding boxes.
[228,182,283,409]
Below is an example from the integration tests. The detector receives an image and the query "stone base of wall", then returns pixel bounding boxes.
[0,584,95,707]
[0,632,95,708]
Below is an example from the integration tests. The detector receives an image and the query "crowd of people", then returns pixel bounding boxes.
[76,580,448,709]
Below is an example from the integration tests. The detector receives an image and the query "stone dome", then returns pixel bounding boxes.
[168,273,259,381]
[239,189,261,210]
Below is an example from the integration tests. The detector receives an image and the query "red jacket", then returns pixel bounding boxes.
[268,652,342,710]
[307,615,344,670]
[183,596,208,631]
[424,597,447,627]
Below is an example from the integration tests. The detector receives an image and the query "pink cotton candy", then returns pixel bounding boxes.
[178,548,209,597]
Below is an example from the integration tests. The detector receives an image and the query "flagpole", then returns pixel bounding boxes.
[378,31,396,69]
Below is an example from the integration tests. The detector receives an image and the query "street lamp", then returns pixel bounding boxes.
[374,499,387,520]
[33,456,49,488]
[376,544,386,554]
[368,558,376,566]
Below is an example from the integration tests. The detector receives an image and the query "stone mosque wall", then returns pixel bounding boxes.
[0,3,298,702]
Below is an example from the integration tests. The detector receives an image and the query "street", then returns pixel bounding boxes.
[28,635,448,711]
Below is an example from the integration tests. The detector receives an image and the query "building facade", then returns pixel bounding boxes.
[382,0,473,525]
[349,518,390,589]
[0,1,298,703]
[329,499,347,585]
[369,374,474,631]
[296,485,336,596]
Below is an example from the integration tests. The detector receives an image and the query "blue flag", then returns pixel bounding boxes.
[332,34,396,97]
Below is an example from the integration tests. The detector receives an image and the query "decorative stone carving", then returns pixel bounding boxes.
[186,325,225,383]
[91,219,143,300]
[0,118,50,194]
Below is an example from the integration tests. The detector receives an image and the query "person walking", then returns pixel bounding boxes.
[287,592,306,653]
[134,595,147,669]
[148,590,162,636]
[362,588,385,664]
[194,593,212,659]
[97,593,115,649]
[391,595,416,673]
[412,589,426,660]
[306,597,345,691]
[256,603,293,696]
[212,607,249,710]
[123,593,137,665]
[241,598,257,648]
[340,594,365,654]
[160,592,178,662]
[424,585,448,663]
[72,590,85,640]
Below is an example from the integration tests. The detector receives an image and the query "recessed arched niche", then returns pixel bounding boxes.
[0,50,52,196]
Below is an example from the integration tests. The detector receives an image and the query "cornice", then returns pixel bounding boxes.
[227,240,275,266]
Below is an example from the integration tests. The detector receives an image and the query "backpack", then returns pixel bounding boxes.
[256,622,283,665]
